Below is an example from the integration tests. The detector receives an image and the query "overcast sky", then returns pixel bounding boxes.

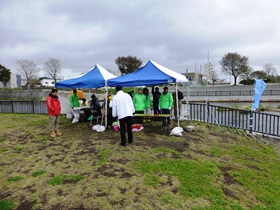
[1,0,280,79]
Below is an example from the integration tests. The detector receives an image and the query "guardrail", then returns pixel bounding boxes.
[188,102,280,137]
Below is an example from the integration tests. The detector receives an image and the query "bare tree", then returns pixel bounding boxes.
[263,63,277,76]
[15,59,40,84]
[43,58,62,82]
[209,70,218,85]
[220,52,249,85]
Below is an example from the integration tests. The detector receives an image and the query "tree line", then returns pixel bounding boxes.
[220,52,279,85]
[0,53,279,87]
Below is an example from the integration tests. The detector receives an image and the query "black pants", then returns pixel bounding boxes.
[119,116,133,145]
[107,113,113,127]
[161,109,171,126]
[153,106,161,114]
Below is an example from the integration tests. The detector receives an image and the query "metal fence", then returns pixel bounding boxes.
[0,100,47,114]
[1,100,279,137]
[188,102,280,137]
[187,89,280,97]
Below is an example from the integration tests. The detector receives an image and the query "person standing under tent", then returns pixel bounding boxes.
[70,89,80,120]
[46,88,62,138]
[143,87,152,114]
[77,89,84,100]
[172,89,184,120]
[152,86,161,114]
[70,89,80,108]
[112,85,135,146]
[159,86,173,127]
[133,88,146,123]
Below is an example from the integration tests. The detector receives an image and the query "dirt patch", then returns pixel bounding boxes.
[16,200,36,210]
[220,166,238,185]
[222,187,239,200]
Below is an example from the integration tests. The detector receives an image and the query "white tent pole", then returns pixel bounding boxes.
[105,81,108,128]
[176,82,180,127]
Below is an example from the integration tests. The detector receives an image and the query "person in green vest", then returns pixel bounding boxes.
[70,89,80,108]
[143,87,152,114]
[159,86,173,126]
[133,88,146,123]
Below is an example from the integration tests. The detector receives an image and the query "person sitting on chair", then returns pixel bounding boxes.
[81,98,87,107]
[83,94,102,122]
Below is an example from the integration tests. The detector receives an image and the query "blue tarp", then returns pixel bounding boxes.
[55,64,116,89]
[107,60,188,87]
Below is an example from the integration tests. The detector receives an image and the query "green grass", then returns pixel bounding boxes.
[7,176,23,182]
[152,146,182,158]
[227,144,280,209]
[47,174,84,186]
[209,147,222,156]
[135,159,220,198]
[97,149,112,165]
[31,170,46,177]
[14,146,24,151]
[1,113,280,209]
[40,135,50,141]
[0,200,16,210]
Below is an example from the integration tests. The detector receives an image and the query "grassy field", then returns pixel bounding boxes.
[0,114,280,210]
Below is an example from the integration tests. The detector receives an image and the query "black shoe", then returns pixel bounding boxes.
[120,143,126,146]
[128,141,133,145]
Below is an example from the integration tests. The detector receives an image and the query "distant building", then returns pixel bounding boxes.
[182,71,205,86]
[39,77,55,87]
[204,62,213,81]
[0,73,21,88]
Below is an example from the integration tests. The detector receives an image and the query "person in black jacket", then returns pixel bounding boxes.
[83,94,102,122]
[152,86,161,114]
[172,89,184,120]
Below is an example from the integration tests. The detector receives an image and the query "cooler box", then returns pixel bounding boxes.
[132,124,144,132]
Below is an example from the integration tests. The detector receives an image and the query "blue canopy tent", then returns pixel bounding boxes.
[107,60,188,87]
[55,64,116,128]
[107,60,188,127]
[55,64,116,89]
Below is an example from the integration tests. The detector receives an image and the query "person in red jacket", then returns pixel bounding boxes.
[46,88,62,138]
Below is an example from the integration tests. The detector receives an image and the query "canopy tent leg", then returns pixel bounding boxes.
[175,83,180,127]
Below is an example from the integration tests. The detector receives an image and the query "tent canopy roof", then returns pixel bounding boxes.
[55,64,116,89]
[107,60,188,87]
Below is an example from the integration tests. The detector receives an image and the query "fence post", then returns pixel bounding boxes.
[206,101,209,124]
[32,99,35,113]
[249,110,253,133]
[11,99,14,113]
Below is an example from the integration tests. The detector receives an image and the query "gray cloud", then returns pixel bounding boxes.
[1,0,280,79]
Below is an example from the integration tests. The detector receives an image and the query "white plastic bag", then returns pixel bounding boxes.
[170,127,183,136]
[72,117,79,123]
[92,125,105,132]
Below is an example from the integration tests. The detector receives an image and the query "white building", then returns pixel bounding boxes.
[204,62,213,80]
[39,77,55,87]
[0,73,21,88]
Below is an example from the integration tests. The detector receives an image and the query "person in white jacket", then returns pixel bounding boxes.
[112,85,135,146]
